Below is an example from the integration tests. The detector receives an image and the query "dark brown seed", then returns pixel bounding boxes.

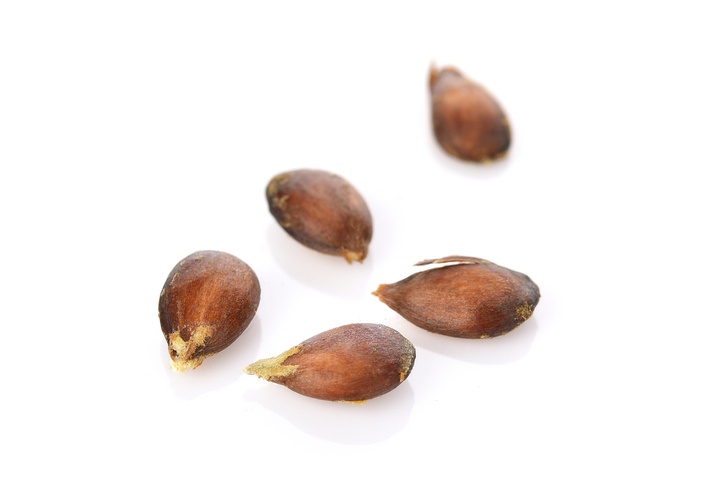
[430,65,511,163]
[243,323,415,403]
[266,169,373,263]
[373,256,539,338]
[158,250,261,372]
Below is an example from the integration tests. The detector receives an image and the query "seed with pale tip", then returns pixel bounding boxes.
[373,256,540,338]
[158,250,261,372]
[244,323,415,403]
[266,169,373,263]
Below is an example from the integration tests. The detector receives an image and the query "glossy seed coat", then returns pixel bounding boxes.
[158,250,261,372]
[373,256,540,338]
[244,323,415,403]
[430,65,511,163]
[266,169,373,263]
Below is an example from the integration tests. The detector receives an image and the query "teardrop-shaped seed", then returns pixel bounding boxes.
[158,250,261,372]
[266,169,373,263]
[373,256,539,338]
[430,65,511,163]
[244,323,415,403]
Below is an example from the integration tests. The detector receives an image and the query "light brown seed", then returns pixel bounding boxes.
[266,169,373,263]
[373,256,540,338]
[158,250,261,372]
[430,65,511,163]
[244,323,415,403]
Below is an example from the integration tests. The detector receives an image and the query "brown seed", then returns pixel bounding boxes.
[430,65,511,163]
[158,250,261,372]
[243,323,415,403]
[373,256,539,338]
[266,169,373,263]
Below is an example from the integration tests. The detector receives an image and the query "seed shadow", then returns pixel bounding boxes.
[265,223,375,299]
[391,314,539,365]
[163,316,263,400]
[242,381,415,445]
[427,130,513,179]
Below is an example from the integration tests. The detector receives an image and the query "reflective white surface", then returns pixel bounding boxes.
[2,1,706,492]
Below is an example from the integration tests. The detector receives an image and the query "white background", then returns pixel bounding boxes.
[2,1,707,492]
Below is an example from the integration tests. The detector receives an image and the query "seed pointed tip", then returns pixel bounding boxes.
[242,363,259,376]
[243,346,302,381]
[344,250,365,264]
[429,62,439,91]
[371,284,388,300]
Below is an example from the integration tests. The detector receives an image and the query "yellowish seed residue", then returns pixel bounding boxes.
[168,326,214,373]
[275,194,289,210]
[516,302,534,321]
[169,354,208,373]
[340,400,367,405]
[268,173,292,199]
[398,340,415,382]
[243,345,302,381]
[479,334,490,339]
[344,250,362,264]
